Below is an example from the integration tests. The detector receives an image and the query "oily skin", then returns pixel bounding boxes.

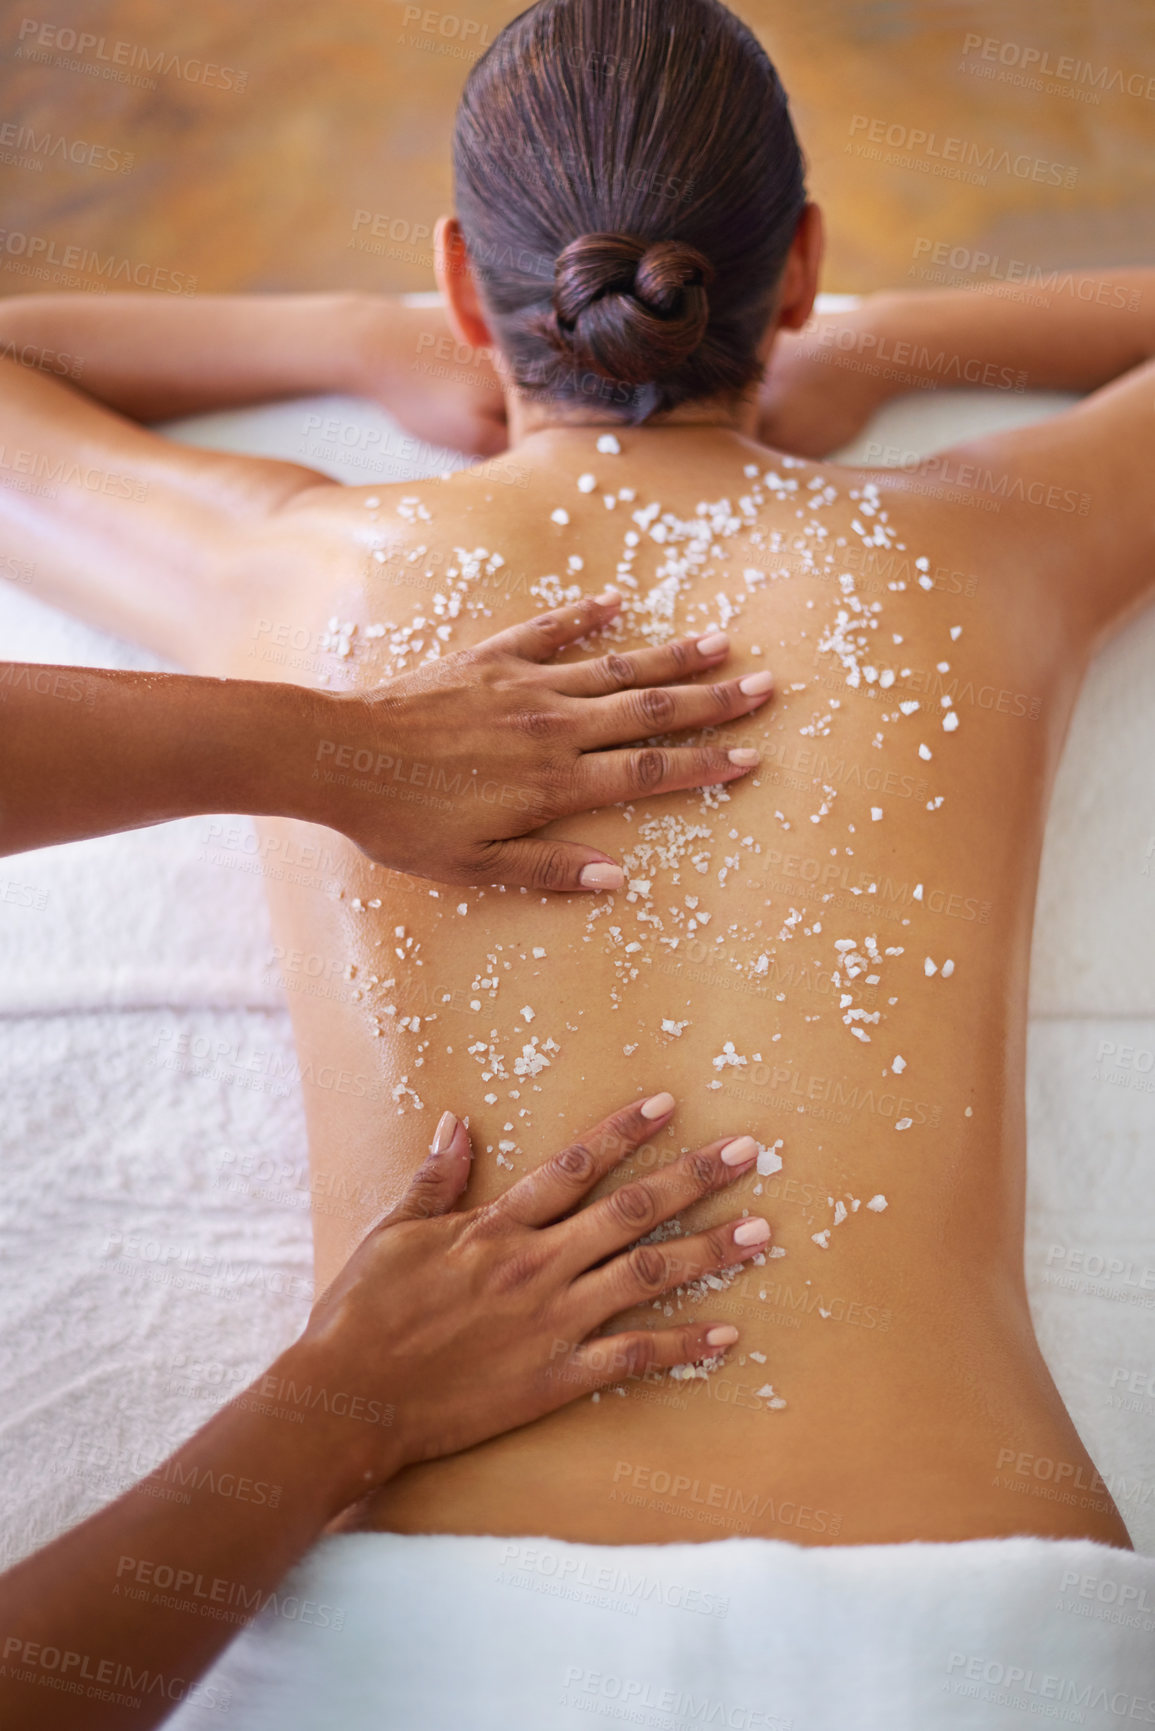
[3,221,1151,1548]
[210,218,1150,1549]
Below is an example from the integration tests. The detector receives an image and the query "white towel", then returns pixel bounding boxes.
[163,1531,1155,1730]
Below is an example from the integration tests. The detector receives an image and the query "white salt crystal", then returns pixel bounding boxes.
[941,959,955,978]
[871,807,883,821]
[924,957,937,976]
[943,711,959,732]
[918,743,932,760]
[892,1055,906,1073]
[550,508,570,525]
[596,434,621,454]
[520,1005,535,1021]
[866,1194,887,1211]
[895,1118,912,1131]
[756,1139,783,1176]
[577,473,597,493]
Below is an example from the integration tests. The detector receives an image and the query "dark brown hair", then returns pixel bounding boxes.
[453,0,807,423]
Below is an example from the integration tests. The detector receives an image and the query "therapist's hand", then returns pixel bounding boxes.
[291,1093,769,1501]
[306,591,772,892]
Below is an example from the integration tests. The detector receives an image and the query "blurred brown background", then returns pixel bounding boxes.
[0,0,1152,299]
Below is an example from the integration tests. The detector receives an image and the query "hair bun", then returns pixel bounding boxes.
[545,233,715,385]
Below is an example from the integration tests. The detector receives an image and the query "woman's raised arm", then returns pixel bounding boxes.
[758,267,1155,458]
[0,291,506,453]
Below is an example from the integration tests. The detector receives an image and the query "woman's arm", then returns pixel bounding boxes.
[758,269,1155,457]
[0,1097,767,1731]
[0,292,506,454]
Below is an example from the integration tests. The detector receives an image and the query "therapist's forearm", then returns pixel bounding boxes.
[0,666,323,856]
[0,1344,385,1731]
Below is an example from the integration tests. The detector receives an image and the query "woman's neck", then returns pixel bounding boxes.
[504,387,760,449]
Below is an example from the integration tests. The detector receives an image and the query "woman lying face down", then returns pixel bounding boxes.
[2,0,1153,1555]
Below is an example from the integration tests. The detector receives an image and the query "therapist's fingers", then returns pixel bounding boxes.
[480,591,624,664]
[571,1214,771,1329]
[541,632,733,696]
[569,743,761,812]
[490,1094,679,1229]
[388,1111,473,1223]
[550,1321,741,1398]
[569,670,774,750]
[547,1136,760,1278]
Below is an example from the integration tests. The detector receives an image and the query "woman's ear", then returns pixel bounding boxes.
[435,216,496,350]
[775,203,825,332]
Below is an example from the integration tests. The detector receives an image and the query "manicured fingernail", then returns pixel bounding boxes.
[739,671,774,697]
[728,748,760,766]
[705,1325,740,1348]
[431,1110,458,1154]
[733,1217,771,1246]
[640,1091,676,1120]
[579,862,624,891]
[696,631,729,656]
[720,1135,758,1167]
[595,586,621,604]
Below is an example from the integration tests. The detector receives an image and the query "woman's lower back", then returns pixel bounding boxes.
[232,431,1130,1548]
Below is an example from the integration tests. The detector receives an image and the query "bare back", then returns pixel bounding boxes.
[221,423,1129,1549]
